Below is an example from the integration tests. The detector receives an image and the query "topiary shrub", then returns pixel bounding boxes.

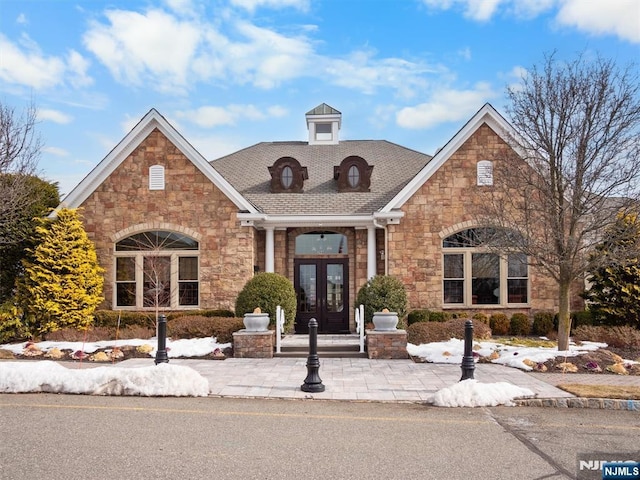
[472,312,489,326]
[355,275,408,323]
[489,313,510,336]
[235,272,297,331]
[407,309,430,325]
[532,311,554,336]
[509,313,531,336]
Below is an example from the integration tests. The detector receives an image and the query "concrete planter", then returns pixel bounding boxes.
[243,313,270,332]
[372,311,399,331]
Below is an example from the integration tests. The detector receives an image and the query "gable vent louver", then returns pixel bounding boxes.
[149,165,165,190]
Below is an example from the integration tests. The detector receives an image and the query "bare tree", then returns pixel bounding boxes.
[479,52,640,350]
[0,101,42,247]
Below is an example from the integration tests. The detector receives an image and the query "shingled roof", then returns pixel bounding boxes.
[211,140,432,215]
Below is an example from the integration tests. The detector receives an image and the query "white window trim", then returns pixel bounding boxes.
[442,249,529,308]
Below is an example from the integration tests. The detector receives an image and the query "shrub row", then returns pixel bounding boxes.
[572,325,640,350]
[407,318,492,345]
[92,309,235,329]
[406,309,562,337]
[42,316,245,344]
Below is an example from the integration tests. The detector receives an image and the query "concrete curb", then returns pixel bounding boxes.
[514,397,640,410]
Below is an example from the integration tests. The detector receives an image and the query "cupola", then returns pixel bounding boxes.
[306,103,341,145]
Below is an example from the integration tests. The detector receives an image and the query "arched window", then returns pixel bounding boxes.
[115,231,199,309]
[281,166,294,189]
[347,165,360,188]
[295,231,347,255]
[442,228,528,306]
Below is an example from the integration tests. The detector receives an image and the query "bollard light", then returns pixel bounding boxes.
[301,318,325,392]
[460,319,475,381]
[155,314,169,364]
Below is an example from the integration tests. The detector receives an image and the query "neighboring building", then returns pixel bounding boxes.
[59,103,559,333]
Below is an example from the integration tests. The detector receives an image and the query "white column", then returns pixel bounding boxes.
[265,227,275,273]
[367,225,376,279]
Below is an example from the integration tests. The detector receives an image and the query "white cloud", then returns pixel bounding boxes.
[396,82,496,129]
[38,109,73,124]
[176,103,287,128]
[556,0,640,43]
[42,146,69,157]
[324,50,439,99]
[0,34,93,91]
[230,0,310,13]
[421,0,639,42]
[16,13,27,24]
[83,9,201,92]
[0,34,65,89]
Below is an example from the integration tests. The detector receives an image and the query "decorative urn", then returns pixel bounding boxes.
[243,307,270,332]
[372,308,399,331]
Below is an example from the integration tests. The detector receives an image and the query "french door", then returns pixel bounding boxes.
[294,258,349,333]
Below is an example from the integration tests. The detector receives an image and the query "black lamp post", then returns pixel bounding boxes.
[155,314,169,364]
[460,320,475,381]
[301,318,325,392]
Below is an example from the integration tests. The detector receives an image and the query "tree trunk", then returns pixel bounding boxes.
[557,281,572,351]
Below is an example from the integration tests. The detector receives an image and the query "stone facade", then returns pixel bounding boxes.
[79,128,255,312]
[232,330,275,358]
[386,124,560,315]
[366,330,408,359]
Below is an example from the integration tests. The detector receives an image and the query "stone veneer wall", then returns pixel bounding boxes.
[80,128,256,312]
[386,124,560,314]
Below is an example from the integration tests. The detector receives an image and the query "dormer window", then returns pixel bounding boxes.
[268,157,308,193]
[281,166,294,189]
[347,165,360,188]
[334,156,373,192]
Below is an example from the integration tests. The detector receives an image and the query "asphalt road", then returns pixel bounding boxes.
[0,394,638,480]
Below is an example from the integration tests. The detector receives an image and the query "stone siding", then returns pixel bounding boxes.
[80,128,255,312]
[387,124,561,314]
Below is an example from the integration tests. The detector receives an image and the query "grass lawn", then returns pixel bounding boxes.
[557,383,640,400]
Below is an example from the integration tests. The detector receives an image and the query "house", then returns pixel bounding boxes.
[59,103,559,333]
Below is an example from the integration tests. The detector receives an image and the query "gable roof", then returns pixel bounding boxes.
[211,140,432,216]
[381,103,515,212]
[57,109,257,213]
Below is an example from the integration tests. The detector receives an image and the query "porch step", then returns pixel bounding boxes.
[275,334,367,358]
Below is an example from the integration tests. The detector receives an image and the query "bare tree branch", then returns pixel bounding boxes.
[0,101,43,247]
[477,52,640,349]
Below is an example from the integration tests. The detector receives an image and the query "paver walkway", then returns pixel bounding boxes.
[117,357,574,402]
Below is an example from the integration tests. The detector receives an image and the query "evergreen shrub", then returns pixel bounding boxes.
[235,272,297,331]
[355,275,408,323]
[532,312,554,336]
[489,313,510,336]
[407,309,430,325]
[509,313,531,336]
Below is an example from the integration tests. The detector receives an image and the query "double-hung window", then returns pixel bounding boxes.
[442,228,528,307]
[114,231,199,309]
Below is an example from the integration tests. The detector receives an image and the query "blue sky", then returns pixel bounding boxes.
[1,0,638,198]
